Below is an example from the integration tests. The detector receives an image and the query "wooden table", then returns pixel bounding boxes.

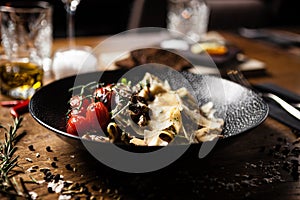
[1,29,300,200]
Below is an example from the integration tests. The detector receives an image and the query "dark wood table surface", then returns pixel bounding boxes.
[1,29,300,200]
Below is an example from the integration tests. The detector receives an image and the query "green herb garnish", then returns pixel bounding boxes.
[0,117,30,198]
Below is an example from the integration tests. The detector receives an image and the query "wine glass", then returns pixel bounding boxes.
[51,0,98,80]
[61,0,81,47]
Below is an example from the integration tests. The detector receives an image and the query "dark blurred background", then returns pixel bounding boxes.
[40,0,135,37]
[1,0,299,38]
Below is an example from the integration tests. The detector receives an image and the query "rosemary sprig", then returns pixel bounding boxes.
[67,81,100,116]
[68,81,99,95]
[0,117,28,198]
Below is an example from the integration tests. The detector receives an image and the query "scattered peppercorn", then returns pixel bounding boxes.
[54,174,61,183]
[65,164,73,171]
[46,146,52,152]
[51,162,58,168]
[28,144,35,151]
[48,187,54,193]
[40,167,50,174]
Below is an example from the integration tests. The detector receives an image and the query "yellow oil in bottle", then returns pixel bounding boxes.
[0,61,43,99]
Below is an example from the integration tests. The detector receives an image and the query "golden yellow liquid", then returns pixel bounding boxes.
[0,61,43,99]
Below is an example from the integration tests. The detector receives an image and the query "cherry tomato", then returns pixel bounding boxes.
[66,115,88,136]
[86,102,110,131]
[69,95,91,116]
[93,85,114,109]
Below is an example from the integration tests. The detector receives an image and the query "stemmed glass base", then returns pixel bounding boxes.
[52,46,98,79]
[51,0,98,79]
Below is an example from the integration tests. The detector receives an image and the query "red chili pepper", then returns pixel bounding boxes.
[1,100,25,107]
[10,99,30,118]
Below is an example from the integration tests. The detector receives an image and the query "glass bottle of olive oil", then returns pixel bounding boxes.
[0,61,43,99]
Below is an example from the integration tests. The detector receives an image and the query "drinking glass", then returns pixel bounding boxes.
[61,0,80,47]
[167,0,210,42]
[0,1,52,99]
[52,0,98,79]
